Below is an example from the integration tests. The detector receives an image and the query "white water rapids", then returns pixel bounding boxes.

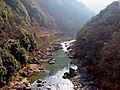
[61,39,76,52]
[32,40,76,90]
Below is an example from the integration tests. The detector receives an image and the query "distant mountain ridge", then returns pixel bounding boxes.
[35,0,94,37]
[4,0,94,37]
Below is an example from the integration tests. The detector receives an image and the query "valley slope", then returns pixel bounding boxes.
[36,0,94,37]
[76,1,120,90]
[0,0,93,89]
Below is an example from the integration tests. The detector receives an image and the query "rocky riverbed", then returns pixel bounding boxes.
[65,40,98,90]
[30,40,75,90]
[0,44,63,90]
[2,39,97,90]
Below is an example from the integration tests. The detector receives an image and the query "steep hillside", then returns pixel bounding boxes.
[0,0,56,87]
[76,1,120,90]
[4,0,56,29]
[36,0,94,37]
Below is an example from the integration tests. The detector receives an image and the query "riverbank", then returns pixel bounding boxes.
[31,48,74,90]
[1,39,84,90]
[29,40,76,90]
[0,42,63,90]
[65,40,98,90]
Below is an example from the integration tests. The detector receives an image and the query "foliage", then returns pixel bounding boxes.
[0,66,7,84]
[20,33,37,52]
[0,49,17,84]
[0,0,49,86]
[0,3,12,29]
[20,0,47,27]
[4,0,30,21]
[9,40,29,66]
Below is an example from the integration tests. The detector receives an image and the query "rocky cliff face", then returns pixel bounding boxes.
[76,1,120,90]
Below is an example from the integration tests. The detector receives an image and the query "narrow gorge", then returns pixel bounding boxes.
[0,0,120,90]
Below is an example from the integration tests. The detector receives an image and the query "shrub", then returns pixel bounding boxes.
[0,49,17,84]
[0,66,7,84]
[9,41,29,66]
[28,35,37,52]
[17,48,28,65]
[20,34,37,52]
[1,49,17,75]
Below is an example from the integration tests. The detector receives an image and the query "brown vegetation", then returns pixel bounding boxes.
[76,1,120,90]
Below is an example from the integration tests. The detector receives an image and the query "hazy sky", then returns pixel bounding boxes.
[78,0,117,13]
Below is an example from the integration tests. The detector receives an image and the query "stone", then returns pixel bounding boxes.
[62,72,70,79]
[25,86,31,90]
[37,79,42,83]
[48,60,55,65]
[37,83,43,87]
[69,67,77,77]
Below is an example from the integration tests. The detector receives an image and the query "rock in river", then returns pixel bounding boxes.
[48,59,55,65]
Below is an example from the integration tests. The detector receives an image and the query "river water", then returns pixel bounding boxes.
[31,40,76,90]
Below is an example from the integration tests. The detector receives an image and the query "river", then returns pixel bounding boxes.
[31,40,76,90]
